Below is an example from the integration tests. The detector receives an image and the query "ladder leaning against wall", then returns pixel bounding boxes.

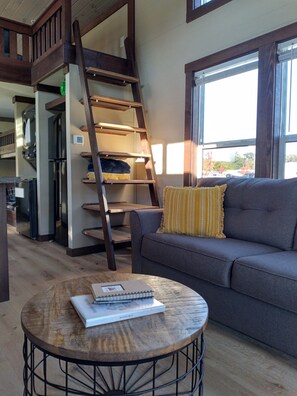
[73,20,159,271]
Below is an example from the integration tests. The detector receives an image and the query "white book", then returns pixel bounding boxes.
[70,294,165,328]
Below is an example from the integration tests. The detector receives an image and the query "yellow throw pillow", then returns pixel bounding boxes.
[158,185,227,238]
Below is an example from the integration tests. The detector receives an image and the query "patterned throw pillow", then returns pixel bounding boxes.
[158,185,227,238]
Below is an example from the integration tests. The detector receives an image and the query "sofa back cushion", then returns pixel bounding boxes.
[197,177,297,250]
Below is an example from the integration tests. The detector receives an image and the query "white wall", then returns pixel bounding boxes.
[134,0,297,195]
[0,160,15,176]
[82,5,127,58]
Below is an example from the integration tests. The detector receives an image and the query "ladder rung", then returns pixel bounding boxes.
[82,202,159,214]
[82,179,156,185]
[80,122,146,135]
[99,151,151,159]
[82,226,131,244]
[80,151,151,159]
[86,67,139,84]
[81,95,143,111]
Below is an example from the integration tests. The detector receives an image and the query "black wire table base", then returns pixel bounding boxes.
[23,334,205,396]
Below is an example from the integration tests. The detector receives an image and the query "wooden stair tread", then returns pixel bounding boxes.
[81,151,151,159]
[82,202,158,213]
[81,95,142,111]
[82,178,155,185]
[80,122,146,135]
[86,67,139,84]
[82,226,131,244]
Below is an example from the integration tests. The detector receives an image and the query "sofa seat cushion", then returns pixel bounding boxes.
[141,233,280,288]
[232,251,297,314]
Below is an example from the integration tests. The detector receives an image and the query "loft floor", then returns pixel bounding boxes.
[1,226,297,395]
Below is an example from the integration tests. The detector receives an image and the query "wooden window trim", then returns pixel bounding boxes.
[187,0,232,23]
[184,21,297,185]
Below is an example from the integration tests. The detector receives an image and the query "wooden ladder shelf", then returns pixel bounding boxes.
[73,20,159,271]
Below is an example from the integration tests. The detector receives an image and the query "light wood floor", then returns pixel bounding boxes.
[1,225,297,396]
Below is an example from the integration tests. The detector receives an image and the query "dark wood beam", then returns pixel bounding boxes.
[183,70,197,187]
[33,84,61,94]
[0,17,32,35]
[127,0,135,59]
[255,43,277,178]
[12,96,35,105]
[31,42,75,85]
[0,117,14,123]
[0,61,31,85]
[82,47,132,76]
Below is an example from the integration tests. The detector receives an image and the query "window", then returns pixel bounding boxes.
[193,54,258,178]
[184,22,297,185]
[276,39,297,179]
[187,0,232,23]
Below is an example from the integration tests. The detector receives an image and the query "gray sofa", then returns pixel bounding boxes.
[130,177,297,358]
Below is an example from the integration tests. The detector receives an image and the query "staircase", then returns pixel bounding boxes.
[73,20,159,271]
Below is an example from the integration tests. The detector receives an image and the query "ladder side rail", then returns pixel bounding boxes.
[73,19,116,270]
[124,37,160,207]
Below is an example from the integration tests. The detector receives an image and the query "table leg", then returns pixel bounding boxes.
[22,334,205,395]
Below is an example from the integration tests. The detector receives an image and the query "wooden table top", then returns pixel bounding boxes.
[21,272,208,363]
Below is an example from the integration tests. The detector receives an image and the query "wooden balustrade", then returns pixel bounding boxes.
[31,0,71,64]
[0,129,15,157]
[0,0,71,84]
[0,17,31,63]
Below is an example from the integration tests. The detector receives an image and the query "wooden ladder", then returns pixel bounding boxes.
[73,20,159,271]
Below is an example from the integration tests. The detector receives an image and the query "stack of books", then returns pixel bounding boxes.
[71,279,165,328]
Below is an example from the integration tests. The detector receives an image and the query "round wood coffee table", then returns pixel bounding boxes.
[21,272,208,395]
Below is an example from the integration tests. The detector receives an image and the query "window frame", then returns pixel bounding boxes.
[186,0,232,23]
[275,44,297,178]
[184,22,297,186]
[193,57,259,178]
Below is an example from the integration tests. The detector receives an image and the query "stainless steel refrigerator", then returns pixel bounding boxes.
[15,178,38,239]
[48,112,68,246]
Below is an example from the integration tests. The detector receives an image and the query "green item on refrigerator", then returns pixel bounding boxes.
[60,79,66,96]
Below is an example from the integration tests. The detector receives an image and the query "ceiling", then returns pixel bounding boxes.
[0,0,122,33]
[0,0,123,122]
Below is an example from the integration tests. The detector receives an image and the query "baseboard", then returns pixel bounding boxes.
[66,242,131,257]
[37,234,54,242]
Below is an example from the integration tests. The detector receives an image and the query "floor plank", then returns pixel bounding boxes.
[1,226,297,395]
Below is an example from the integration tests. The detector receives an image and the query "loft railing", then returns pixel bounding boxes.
[0,0,133,85]
[0,129,15,158]
[0,18,31,63]
[0,0,71,84]
[31,0,71,65]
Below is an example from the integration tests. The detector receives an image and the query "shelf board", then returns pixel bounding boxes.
[45,96,65,112]
[82,202,158,214]
[80,122,146,135]
[82,226,131,244]
[80,151,151,159]
[82,178,155,185]
[86,67,139,84]
[81,95,142,111]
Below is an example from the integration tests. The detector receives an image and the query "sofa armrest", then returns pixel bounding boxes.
[130,209,163,273]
